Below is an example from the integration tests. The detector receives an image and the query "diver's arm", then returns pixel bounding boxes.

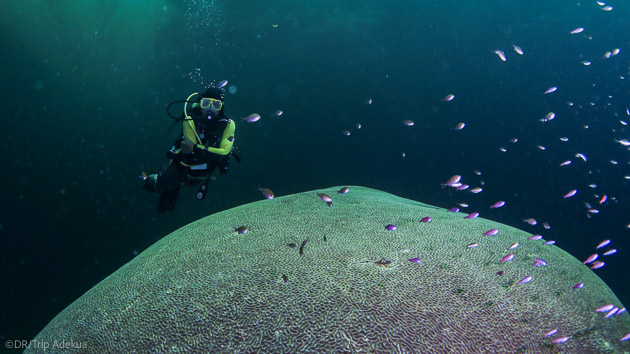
[196,120,235,156]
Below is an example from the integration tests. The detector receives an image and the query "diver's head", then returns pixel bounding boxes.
[199,87,224,118]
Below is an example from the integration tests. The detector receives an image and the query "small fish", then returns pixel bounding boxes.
[601,5,612,11]
[573,283,585,289]
[323,235,327,242]
[598,195,608,205]
[420,216,432,223]
[490,200,505,209]
[273,109,283,116]
[540,112,555,122]
[457,184,470,191]
[454,122,466,130]
[467,243,479,248]
[519,276,533,285]
[618,308,627,315]
[342,130,351,136]
[443,175,461,187]
[385,224,398,231]
[596,304,615,313]
[603,249,617,256]
[402,120,415,126]
[544,329,558,337]
[140,171,148,180]
[544,240,556,245]
[448,207,460,213]
[442,94,455,102]
[536,145,546,150]
[365,98,372,105]
[464,212,479,219]
[552,337,569,344]
[559,137,569,142]
[317,192,332,202]
[587,209,599,214]
[513,44,523,55]
[559,160,572,166]
[484,229,499,236]
[243,113,261,122]
[458,203,469,208]
[612,49,620,56]
[282,274,288,283]
[575,153,587,161]
[258,186,274,199]
[234,226,248,234]
[508,242,519,250]
[326,201,333,207]
[542,222,550,230]
[299,238,308,256]
[287,243,297,249]
[337,187,350,194]
[216,80,228,88]
[605,308,619,318]
[533,259,547,267]
[528,235,543,241]
[493,49,507,62]
[544,86,558,94]
[622,333,630,342]
[496,270,505,276]
[563,190,577,198]
[583,254,598,264]
[469,187,483,194]
[596,240,611,249]
[408,258,421,263]
[570,27,584,34]
[500,254,515,263]
[590,261,605,269]
[523,218,537,225]
[356,123,362,129]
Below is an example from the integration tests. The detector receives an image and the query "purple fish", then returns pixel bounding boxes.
[258,186,274,199]
[573,282,585,289]
[543,240,556,245]
[448,207,460,213]
[317,192,333,202]
[337,187,349,194]
[216,80,228,88]
[596,304,614,313]
[528,234,543,241]
[490,200,506,208]
[234,226,248,234]
[533,259,547,267]
[483,228,499,236]
[605,307,619,318]
[464,212,479,219]
[622,332,630,342]
[385,224,397,231]
[582,253,598,264]
[590,261,605,270]
[420,216,432,223]
[408,258,421,263]
[603,249,617,256]
[596,239,611,249]
[617,308,627,315]
[243,113,261,122]
[519,275,533,285]
[544,329,558,337]
[500,254,514,263]
[496,270,505,276]
[552,337,569,344]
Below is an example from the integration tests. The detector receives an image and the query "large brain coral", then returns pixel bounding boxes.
[29,187,629,352]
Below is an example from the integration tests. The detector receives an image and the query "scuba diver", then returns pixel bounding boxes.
[143,87,240,212]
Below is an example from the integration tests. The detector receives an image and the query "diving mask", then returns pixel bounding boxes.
[200,97,223,113]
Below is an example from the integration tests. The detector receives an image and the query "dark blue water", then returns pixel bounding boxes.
[1,0,629,345]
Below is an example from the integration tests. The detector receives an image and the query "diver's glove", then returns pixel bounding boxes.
[166,149,179,160]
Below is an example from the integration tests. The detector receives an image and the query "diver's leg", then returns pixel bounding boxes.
[195,165,217,200]
[153,161,189,212]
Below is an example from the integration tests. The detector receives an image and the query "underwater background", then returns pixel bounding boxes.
[0,0,628,346]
